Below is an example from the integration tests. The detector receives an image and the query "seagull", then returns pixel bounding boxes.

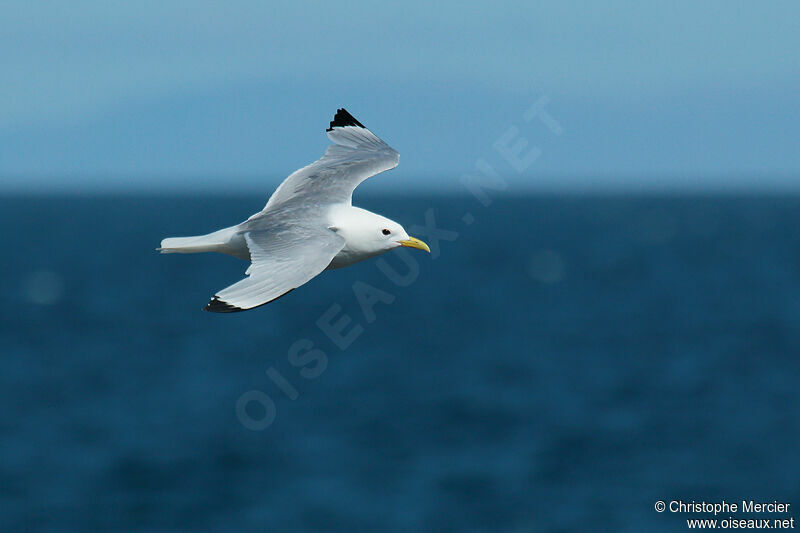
[158,108,430,313]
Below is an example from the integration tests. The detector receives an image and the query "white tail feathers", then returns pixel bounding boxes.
[158,235,221,254]
[158,226,244,257]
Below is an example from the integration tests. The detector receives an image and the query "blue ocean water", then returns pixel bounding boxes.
[1,193,799,532]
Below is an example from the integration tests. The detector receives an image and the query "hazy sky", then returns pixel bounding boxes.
[1,1,798,192]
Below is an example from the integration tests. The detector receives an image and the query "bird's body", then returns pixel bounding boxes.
[159,109,429,312]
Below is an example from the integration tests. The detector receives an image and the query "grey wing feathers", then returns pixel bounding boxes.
[263,109,399,210]
[205,226,345,312]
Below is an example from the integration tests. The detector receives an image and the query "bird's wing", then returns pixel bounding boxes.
[205,225,345,313]
[262,108,399,210]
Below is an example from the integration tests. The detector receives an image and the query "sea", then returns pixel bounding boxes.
[1,193,799,532]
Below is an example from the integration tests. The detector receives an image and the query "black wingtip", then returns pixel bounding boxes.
[204,296,245,313]
[203,288,296,314]
[326,108,365,132]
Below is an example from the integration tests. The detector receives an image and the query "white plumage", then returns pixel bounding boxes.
[159,108,429,313]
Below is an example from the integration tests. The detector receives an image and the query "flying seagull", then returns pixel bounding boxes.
[158,108,430,313]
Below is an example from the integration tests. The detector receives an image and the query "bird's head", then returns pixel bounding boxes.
[375,219,430,254]
[332,209,430,256]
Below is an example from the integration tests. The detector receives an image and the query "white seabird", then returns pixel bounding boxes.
[158,108,430,313]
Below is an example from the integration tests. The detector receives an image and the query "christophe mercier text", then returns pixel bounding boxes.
[670,501,791,515]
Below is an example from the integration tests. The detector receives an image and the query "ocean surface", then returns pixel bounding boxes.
[1,193,799,532]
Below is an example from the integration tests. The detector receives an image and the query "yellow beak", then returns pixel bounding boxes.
[397,236,430,253]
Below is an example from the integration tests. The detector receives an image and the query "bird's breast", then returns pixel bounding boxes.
[326,245,383,270]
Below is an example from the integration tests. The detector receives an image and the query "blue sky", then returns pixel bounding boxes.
[1,1,798,192]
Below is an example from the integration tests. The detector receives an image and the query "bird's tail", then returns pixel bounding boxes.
[158,227,236,254]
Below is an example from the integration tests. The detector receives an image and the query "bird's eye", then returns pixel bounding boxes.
[382,228,391,236]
